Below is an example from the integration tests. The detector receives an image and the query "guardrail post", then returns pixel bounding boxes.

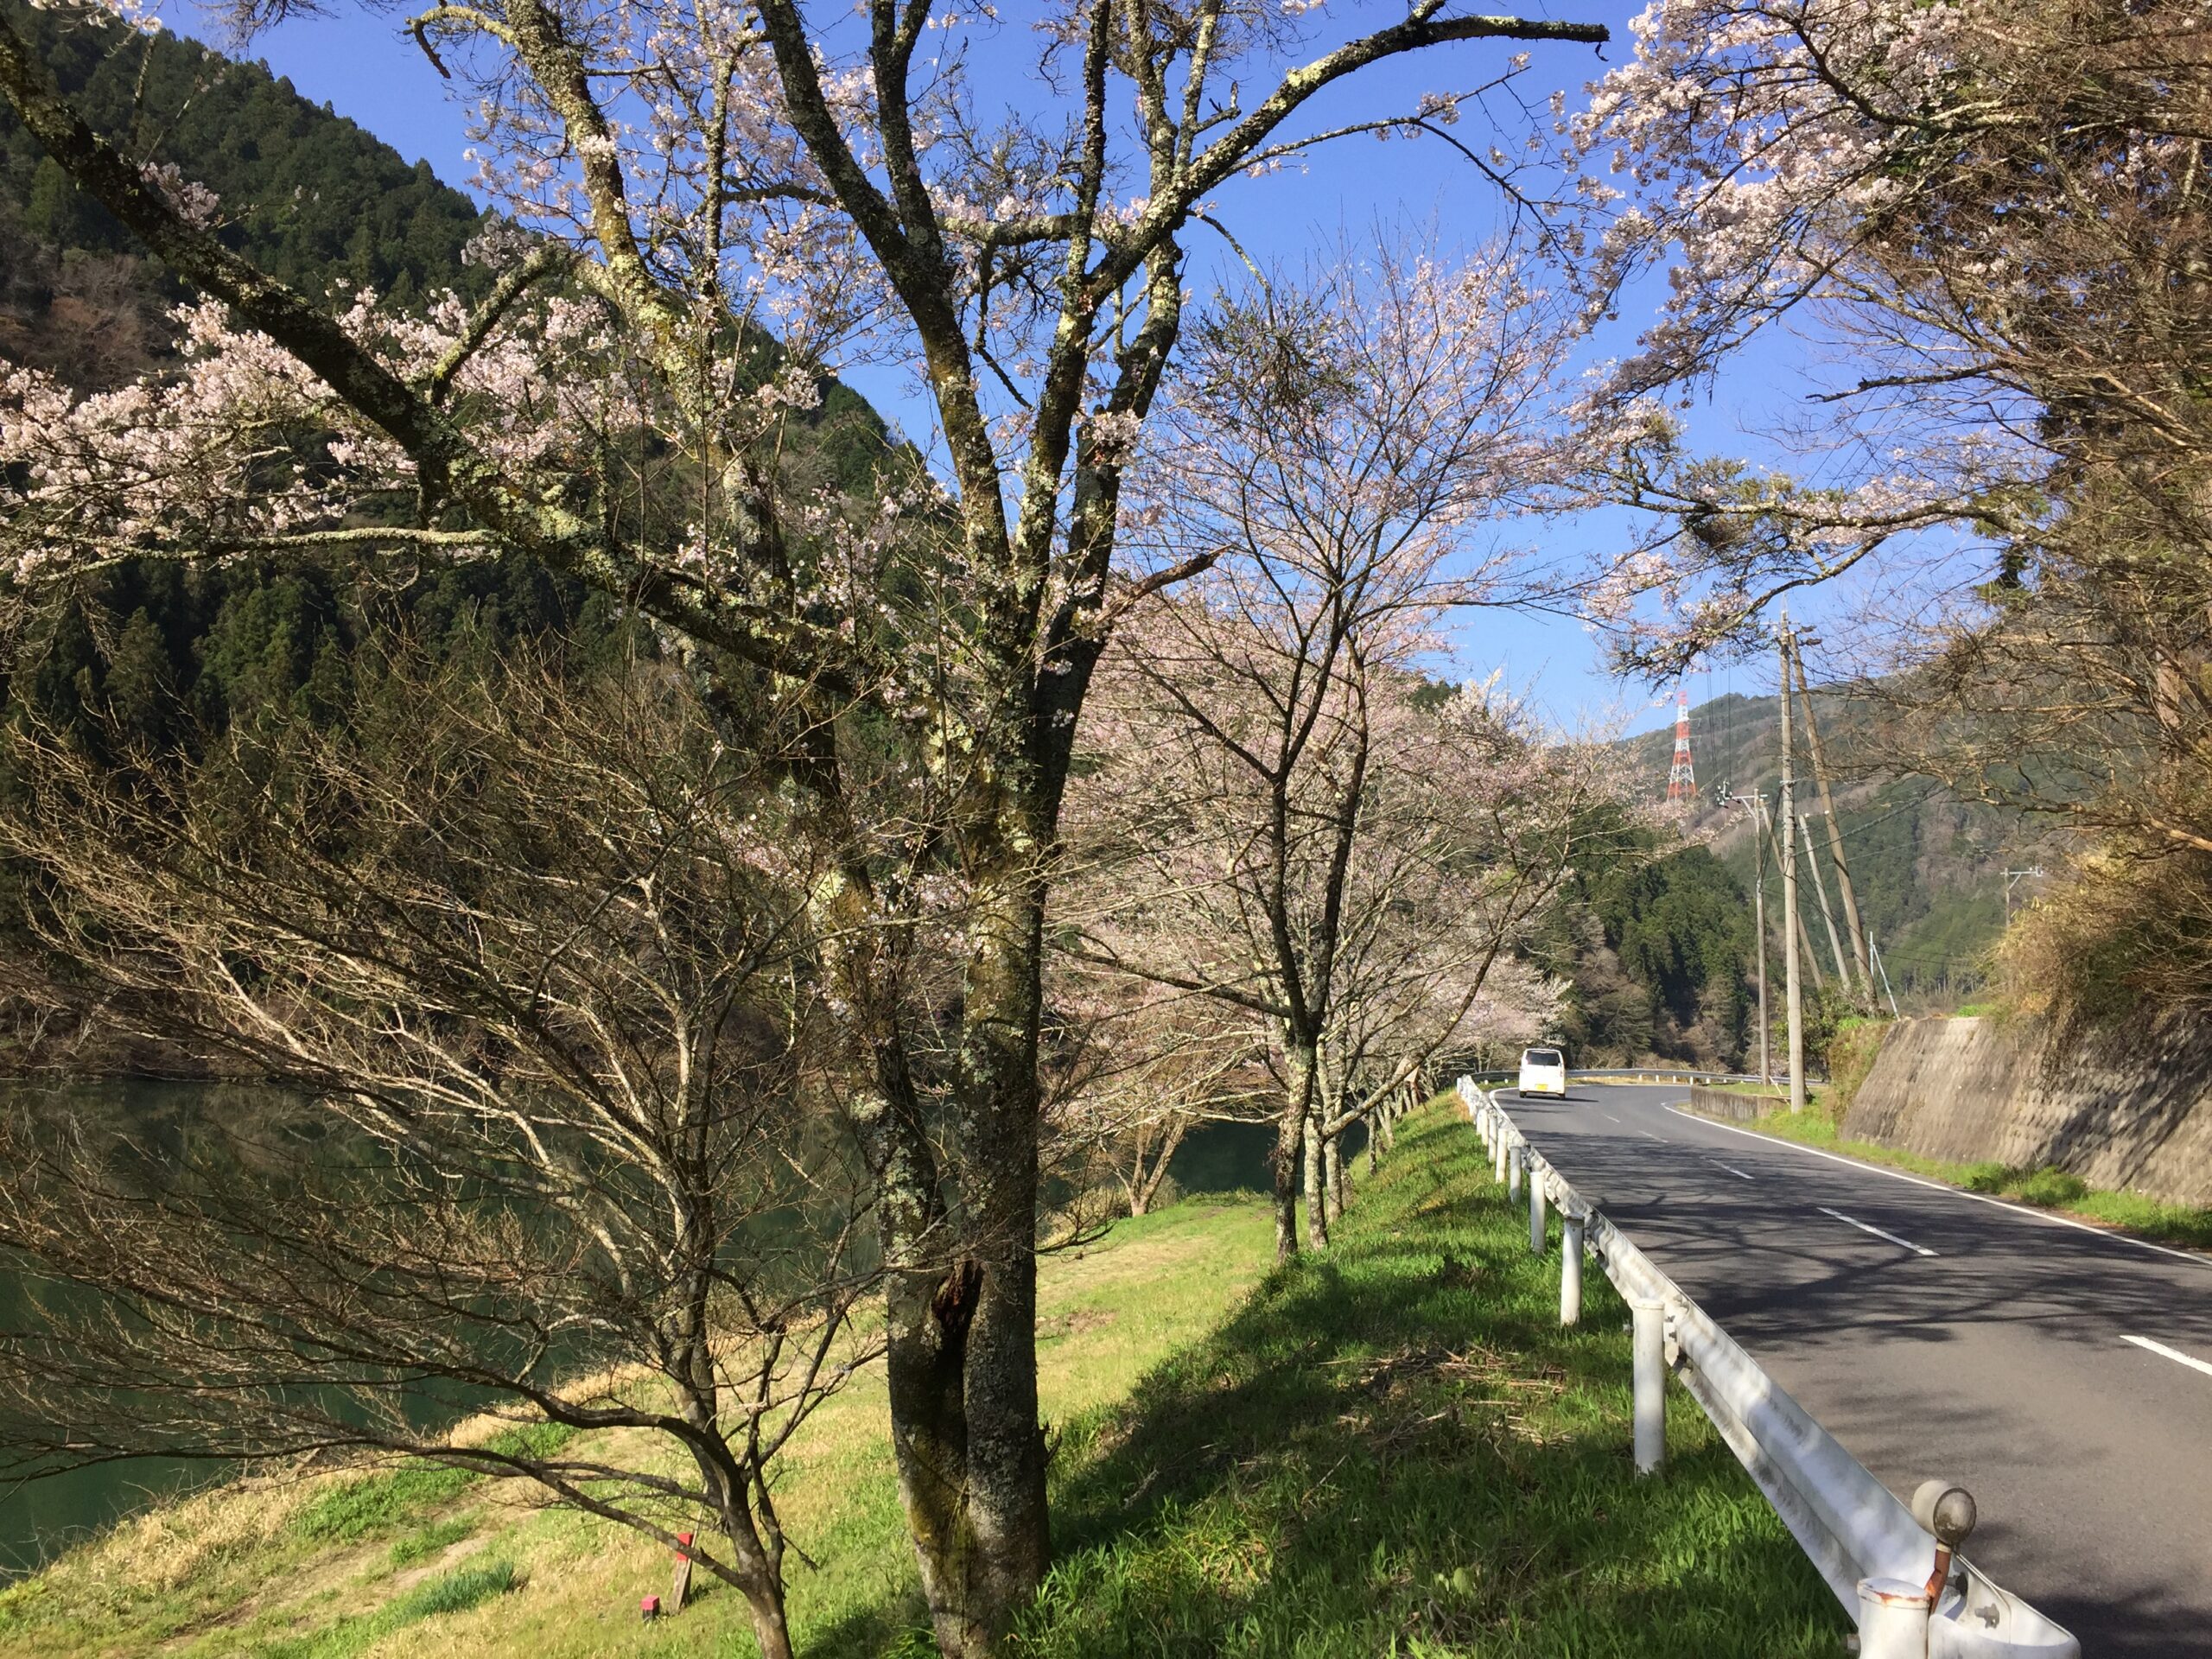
[1631,1296,1666,1475]
[1492,1128,1507,1185]
[1507,1144,1522,1201]
[1854,1578,1933,1659]
[1529,1162,1548,1254]
[1560,1211,1583,1325]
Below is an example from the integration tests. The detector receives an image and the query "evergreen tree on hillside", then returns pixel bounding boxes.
[1530,823,1754,1068]
[0,0,485,308]
[0,0,906,772]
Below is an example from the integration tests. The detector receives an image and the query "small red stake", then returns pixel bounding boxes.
[669,1530,696,1614]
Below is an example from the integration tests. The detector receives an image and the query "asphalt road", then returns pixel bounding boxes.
[1494,1081,2212,1657]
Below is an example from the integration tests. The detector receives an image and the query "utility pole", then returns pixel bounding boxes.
[1789,641,1872,997]
[1719,785,1771,1084]
[1778,614,1806,1114]
[1801,811,1853,988]
[1754,778,1826,992]
[2002,866,2047,925]
[1869,931,1902,1017]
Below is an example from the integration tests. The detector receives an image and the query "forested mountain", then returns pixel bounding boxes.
[0,4,906,1070]
[1532,676,2056,1072]
[0,0,488,387]
[0,1,904,749]
[1529,833,1757,1070]
[1623,689,2053,1004]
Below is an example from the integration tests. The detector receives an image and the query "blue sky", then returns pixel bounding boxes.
[175,0,1840,745]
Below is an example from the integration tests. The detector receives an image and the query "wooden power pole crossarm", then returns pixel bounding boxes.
[1789,641,1872,996]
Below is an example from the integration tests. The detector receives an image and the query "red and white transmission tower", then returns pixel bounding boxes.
[1665,687,1697,805]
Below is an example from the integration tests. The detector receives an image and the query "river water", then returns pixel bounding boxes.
[0,1078,271,1576]
[0,1090,1281,1579]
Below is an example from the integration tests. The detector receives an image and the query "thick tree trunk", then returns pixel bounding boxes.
[1324,1130,1344,1223]
[1273,1041,1319,1262]
[1301,1109,1328,1250]
[742,1586,796,1659]
[928,870,1050,1655]
[824,853,1047,1659]
[1271,1108,1302,1261]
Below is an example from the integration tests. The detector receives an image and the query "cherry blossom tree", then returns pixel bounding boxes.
[1074,631,1605,1256]
[0,0,1611,1646]
[1062,237,1611,1257]
[1039,960,1268,1218]
[1302,796,1573,1223]
[1567,0,2212,672]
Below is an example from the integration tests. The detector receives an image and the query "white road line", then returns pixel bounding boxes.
[1637,1130,1664,1142]
[1662,1106,2212,1270]
[1602,1112,1621,1124]
[2122,1334,2212,1380]
[1712,1161,1756,1182]
[1819,1205,1938,1257]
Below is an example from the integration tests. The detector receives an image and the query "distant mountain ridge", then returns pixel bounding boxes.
[0,0,490,388]
[1622,687,2049,1001]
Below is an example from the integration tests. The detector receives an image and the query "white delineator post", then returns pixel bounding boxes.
[1507,1143,1522,1201]
[1560,1211,1584,1325]
[1631,1297,1667,1475]
[1529,1161,1548,1254]
[1493,1127,1508,1185]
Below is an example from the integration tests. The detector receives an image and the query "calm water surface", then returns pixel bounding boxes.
[0,1088,1286,1578]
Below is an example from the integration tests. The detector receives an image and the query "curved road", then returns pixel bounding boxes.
[1496,1080,2212,1656]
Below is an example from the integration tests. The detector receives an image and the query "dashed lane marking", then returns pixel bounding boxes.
[2122,1334,2212,1381]
[1662,1106,2212,1269]
[1818,1205,1937,1257]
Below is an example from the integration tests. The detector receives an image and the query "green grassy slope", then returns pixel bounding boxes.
[0,1108,1843,1657]
[1020,1103,1841,1657]
[1730,1109,2212,1254]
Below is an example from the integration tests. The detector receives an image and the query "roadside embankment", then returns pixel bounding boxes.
[0,1107,1841,1658]
[1845,1014,2212,1208]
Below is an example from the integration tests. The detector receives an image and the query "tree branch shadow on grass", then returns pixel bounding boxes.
[808,1109,1846,1658]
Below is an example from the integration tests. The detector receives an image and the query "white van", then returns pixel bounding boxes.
[1517,1046,1567,1097]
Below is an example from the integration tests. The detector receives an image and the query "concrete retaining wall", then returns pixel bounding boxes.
[1845,1014,2212,1206]
[1688,1083,1784,1123]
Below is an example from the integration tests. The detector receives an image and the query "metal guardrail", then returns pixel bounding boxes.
[1458,1066,1826,1089]
[1457,1077,2081,1659]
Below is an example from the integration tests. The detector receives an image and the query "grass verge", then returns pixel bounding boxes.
[0,1111,1844,1656]
[1014,1103,1842,1657]
[1731,1109,2212,1252]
